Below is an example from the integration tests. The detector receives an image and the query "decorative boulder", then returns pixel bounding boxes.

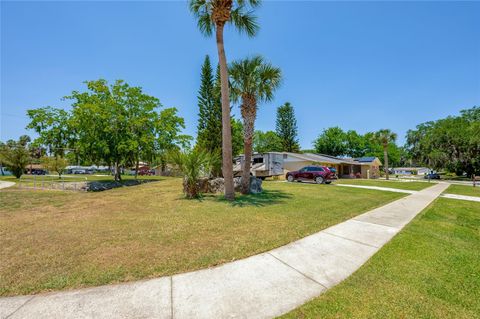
[190,176,263,195]
[208,178,225,193]
[234,176,263,194]
[248,176,263,194]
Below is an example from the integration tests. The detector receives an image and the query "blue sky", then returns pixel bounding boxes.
[1,1,479,149]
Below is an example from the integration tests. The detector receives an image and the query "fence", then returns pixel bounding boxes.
[17,175,88,192]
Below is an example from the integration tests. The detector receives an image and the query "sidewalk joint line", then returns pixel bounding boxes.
[170,276,174,319]
[322,231,381,248]
[267,253,328,289]
[5,296,36,319]
[352,218,405,229]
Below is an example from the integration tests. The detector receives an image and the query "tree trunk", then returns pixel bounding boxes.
[114,161,121,182]
[241,97,257,194]
[216,24,235,200]
[383,146,389,180]
[135,158,139,180]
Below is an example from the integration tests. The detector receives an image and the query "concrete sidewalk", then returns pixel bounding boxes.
[335,183,418,194]
[0,183,449,319]
[0,181,15,190]
[441,193,480,202]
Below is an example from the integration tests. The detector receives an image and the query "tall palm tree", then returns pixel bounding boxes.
[373,129,397,180]
[229,56,282,194]
[189,0,260,200]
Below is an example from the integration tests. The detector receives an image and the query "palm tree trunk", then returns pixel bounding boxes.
[241,100,256,194]
[216,24,235,200]
[384,146,389,180]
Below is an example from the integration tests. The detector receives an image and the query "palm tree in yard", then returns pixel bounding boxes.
[189,0,260,200]
[373,129,397,180]
[229,56,282,194]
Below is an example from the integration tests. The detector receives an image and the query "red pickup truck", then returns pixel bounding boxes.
[286,166,337,184]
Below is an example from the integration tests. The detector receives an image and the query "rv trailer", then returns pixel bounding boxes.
[233,152,285,180]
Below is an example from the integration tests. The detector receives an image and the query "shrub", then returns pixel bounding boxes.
[168,149,219,198]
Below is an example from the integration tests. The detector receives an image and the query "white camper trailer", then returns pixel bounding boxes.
[233,152,285,179]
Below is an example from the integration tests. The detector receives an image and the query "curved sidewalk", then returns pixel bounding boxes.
[0,183,449,319]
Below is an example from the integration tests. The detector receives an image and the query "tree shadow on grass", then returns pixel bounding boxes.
[217,189,292,207]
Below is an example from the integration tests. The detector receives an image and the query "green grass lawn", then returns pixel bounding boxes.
[0,178,404,296]
[280,198,480,319]
[335,178,434,191]
[444,184,480,197]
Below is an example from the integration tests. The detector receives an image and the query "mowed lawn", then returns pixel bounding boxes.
[0,178,404,296]
[335,178,434,191]
[281,198,480,319]
[444,184,480,197]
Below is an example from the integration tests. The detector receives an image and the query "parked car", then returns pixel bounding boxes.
[30,169,46,175]
[424,173,441,179]
[286,166,337,184]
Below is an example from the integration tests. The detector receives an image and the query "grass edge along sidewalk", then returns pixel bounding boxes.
[0,184,448,318]
[280,196,480,319]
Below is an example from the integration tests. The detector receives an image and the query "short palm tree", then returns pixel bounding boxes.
[229,55,282,194]
[189,0,260,200]
[169,149,218,198]
[373,129,397,180]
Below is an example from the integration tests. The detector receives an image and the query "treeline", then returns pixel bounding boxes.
[311,127,404,167]
[23,79,189,180]
[406,106,479,177]
[194,56,301,160]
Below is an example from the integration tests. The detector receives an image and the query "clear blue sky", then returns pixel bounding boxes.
[1,1,479,148]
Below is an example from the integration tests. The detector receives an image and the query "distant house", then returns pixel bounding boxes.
[26,164,47,175]
[392,167,430,175]
[282,152,382,179]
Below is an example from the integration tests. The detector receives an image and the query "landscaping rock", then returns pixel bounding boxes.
[248,177,263,194]
[200,176,262,194]
[86,179,152,192]
[208,178,225,193]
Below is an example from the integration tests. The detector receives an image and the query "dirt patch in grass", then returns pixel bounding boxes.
[0,178,404,296]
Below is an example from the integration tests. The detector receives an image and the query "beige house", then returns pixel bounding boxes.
[282,152,382,179]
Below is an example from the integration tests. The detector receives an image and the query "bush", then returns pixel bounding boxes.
[168,149,219,198]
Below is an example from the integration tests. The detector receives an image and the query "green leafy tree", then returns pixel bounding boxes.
[254,130,282,153]
[41,156,68,178]
[371,129,397,180]
[345,130,366,158]
[276,102,300,152]
[189,0,261,200]
[229,55,282,193]
[313,127,347,156]
[405,106,480,177]
[65,80,161,181]
[1,136,31,178]
[155,107,192,174]
[26,107,72,157]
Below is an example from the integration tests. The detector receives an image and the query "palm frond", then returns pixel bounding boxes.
[189,0,214,36]
[230,7,259,37]
[229,55,282,106]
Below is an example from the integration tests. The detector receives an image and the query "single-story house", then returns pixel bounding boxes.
[26,164,47,175]
[281,152,382,179]
[392,167,430,175]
